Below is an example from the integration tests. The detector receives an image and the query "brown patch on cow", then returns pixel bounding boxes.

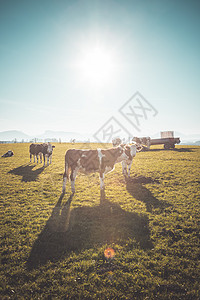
[65,149,99,173]
[101,147,123,172]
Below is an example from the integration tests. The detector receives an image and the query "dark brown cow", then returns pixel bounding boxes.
[29,143,55,166]
[62,143,140,194]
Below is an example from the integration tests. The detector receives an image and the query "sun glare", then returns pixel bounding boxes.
[76,43,118,86]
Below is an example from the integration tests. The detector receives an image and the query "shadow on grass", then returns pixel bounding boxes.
[172,147,196,152]
[8,163,45,182]
[126,176,171,213]
[149,147,195,152]
[27,191,153,269]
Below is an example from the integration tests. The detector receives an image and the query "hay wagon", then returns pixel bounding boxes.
[133,131,180,150]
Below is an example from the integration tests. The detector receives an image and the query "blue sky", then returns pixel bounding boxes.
[0,0,199,137]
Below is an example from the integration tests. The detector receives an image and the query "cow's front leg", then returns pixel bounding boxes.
[40,153,42,163]
[34,155,36,163]
[43,154,46,167]
[70,167,78,193]
[99,172,105,190]
[122,161,128,177]
[30,154,32,163]
[36,154,39,164]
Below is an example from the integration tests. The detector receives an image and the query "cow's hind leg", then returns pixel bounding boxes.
[70,167,78,194]
[62,162,70,195]
[62,173,68,195]
[30,153,32,163]
[122,161,128,177]
[99,172,105,190]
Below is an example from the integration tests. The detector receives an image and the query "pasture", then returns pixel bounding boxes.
[0,143,200,299]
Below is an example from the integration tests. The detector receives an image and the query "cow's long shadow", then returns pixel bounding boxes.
[126,176,170,213]
[149,147,195,153]
[8,163,45,182]
[27,191,153,270]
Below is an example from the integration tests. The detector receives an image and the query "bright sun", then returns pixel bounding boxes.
[76,44,117,86]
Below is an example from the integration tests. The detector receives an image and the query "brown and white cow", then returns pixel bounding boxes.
[29,143,55,166]
[62,143,140,194]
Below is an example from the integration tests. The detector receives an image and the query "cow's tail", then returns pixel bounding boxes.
[62,155,70,194]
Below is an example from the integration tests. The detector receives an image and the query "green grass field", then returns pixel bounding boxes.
[0,143,200,299]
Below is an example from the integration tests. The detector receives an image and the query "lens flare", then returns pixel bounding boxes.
[104,248,115,259]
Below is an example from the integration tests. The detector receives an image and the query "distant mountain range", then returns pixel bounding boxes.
[0,130,90,142]
[0,130,200,145]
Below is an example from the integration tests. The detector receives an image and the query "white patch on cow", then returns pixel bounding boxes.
[70,167,79,193]
[104,165,114,174]
[130,144,137,157]
[81,154,87,157]
[97,148,104,166]
[100,173,105,189]
[77,158,82,168]
[62,176,67,193]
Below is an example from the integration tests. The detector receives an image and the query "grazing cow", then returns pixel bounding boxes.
[62,143,141,194]
[112,137,122,147]
[29,143,55,166]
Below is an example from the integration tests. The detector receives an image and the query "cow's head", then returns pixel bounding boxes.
[117,142,142,163]
[115,144,135,163]
[47,143,55,155]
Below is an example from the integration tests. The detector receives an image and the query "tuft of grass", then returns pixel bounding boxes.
[0,143,200,299]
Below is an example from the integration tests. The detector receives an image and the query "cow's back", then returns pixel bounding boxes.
[79,150,99,172]
[66,149,99,172]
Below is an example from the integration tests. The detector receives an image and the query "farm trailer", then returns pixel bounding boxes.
[133,131,181,150]
[150,137,181,149]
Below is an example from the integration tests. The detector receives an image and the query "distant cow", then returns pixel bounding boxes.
[62,143,141,194]
[112,138,122,147]
[1,150,14,157]
[132,137,151,150]
[29,143,55,166]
